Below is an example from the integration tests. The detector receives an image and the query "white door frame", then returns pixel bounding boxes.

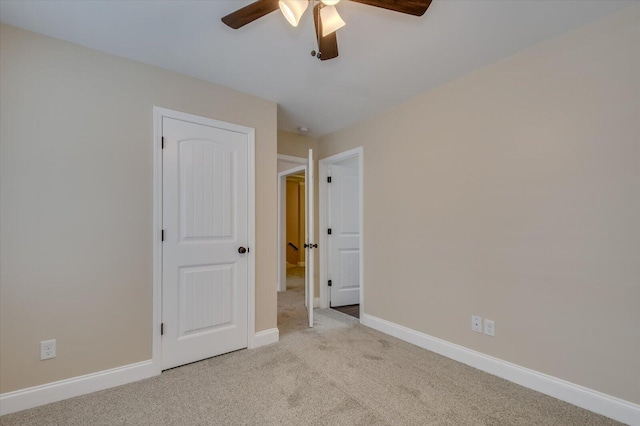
[152,106,256,374]
[277,154,307,292]
[319,147,364,315]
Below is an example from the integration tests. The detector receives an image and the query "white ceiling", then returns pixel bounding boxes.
[0,0,632,138]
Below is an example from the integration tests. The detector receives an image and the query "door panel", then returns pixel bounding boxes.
[162,117,248,370]
[338,176,360,234]
[179,264,233,336]
[338,250,360,290]
[329,159,360,307]
[180,141,233,239]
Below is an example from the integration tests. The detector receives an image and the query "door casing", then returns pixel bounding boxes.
[152,107,256,374]
[319,147,364,314]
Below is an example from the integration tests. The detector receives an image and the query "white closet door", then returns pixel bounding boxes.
[162,117,248,370]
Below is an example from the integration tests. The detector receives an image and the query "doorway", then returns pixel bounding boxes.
[277,156,310,334]
[319,148,363,320]
[277,155,307,293]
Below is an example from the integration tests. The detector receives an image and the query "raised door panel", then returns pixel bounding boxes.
[179,264,234,337]
[179,140,234,240]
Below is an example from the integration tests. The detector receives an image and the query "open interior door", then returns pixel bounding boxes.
[328,157,360,307]
[305,149,315,327]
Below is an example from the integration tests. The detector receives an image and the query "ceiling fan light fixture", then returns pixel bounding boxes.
[320,0,340,5]
[279,0,308,27]
[319,5,345,37]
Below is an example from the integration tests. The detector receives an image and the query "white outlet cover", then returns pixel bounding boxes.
[484,319,495,336]
[40,339,56,360]
[471,315,483,333]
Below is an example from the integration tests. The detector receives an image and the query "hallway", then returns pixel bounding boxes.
[277,266,307,336]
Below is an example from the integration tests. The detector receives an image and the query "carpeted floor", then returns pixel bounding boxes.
[0,268,620,425]
[277,266,309,336]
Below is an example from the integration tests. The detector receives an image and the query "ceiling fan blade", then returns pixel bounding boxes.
[350,0,432,16]
[221,0,280,29]
[313,4,339,61]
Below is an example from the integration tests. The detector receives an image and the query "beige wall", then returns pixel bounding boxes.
[0,25,277,393]
[277,130,318,158]
[319,6,640,404]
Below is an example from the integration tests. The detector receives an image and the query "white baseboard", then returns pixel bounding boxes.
[314,297,320,308]
[361,313,640,426]
[250,328,279,348]
[297,261,306,267]
[0,360,157,416]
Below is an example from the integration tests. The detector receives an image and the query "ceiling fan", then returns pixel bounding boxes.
[222,0,433,61]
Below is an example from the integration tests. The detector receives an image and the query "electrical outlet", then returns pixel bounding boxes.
[40,339,56,360]
[484,319,495,336]
[471,315,483,333]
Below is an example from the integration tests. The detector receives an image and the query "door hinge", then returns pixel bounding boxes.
[328,280,332,287]
[328,228,332,235]
[161,229,165,241]
[161,323,164,335]
[161,136,164,149]
[327,176,332,183]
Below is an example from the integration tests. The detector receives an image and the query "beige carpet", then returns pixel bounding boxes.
[278,266,309,336]
[0,268,620,425]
